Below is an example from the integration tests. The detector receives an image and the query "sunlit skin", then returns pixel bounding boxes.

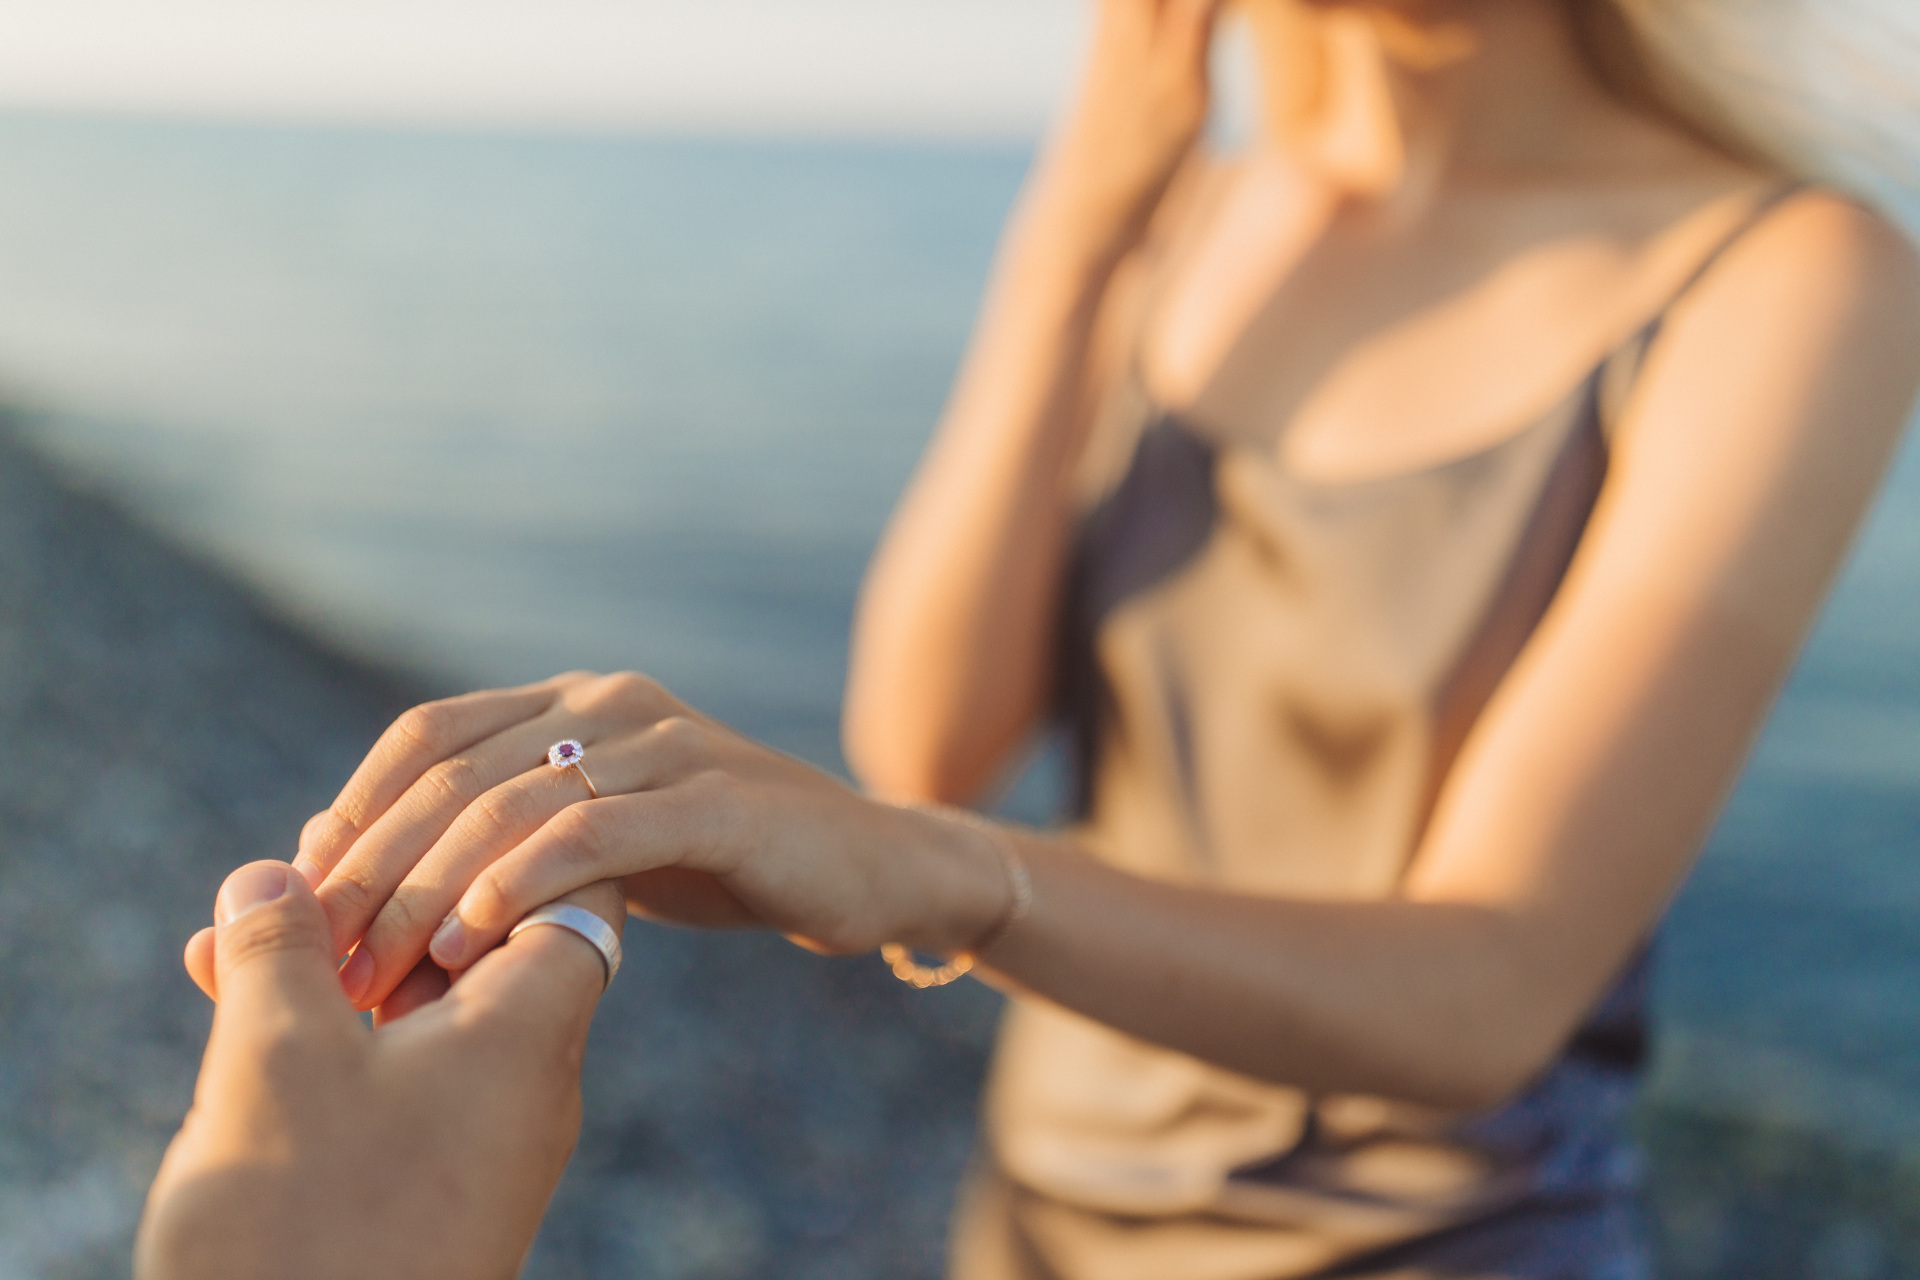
[142,864,625,1280]
[284,0,1920,1112]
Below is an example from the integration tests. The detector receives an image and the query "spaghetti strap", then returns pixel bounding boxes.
[1652,180,1811,324]
[1591,181,1812,437]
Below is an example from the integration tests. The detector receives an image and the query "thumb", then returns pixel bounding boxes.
[211,861,359,1038]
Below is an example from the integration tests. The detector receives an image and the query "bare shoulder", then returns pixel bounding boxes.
[1710,188,1920,330]
[1599,186,1920,600]
[1634,187,1920,466]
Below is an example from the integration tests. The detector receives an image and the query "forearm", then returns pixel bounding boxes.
[843,177,1137,802]
[973,831,1565,1110]
[846,0,1225,802]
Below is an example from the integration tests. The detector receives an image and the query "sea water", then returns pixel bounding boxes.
[0,111,1915,1170]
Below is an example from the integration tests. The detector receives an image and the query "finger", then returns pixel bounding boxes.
[292,677,573,889]
[315,713,579,961]
[206,862,362,1056]
[296,810,333,880]
[184,926,216,1000]
[441,880,627,1050]
[372,954,452,1026]
[354,712,719,1005]
[315,675,690,965]
[343,762,592,1010]
[431,782,732,971]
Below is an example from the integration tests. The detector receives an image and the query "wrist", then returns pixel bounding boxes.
[893,805,1022,957]
[1004,163,1146,293]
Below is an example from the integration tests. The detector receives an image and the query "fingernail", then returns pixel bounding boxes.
[290,854,323,889]
[429,913,467,968]
[215,863,292,927]
[338,946,375,1003]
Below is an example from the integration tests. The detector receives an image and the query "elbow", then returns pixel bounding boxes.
[1367,1029,1562,1115]
[841,634,972,804]
[1425,992,1602,1113]
[1378,923,1590,1113]
[842,645,1034,804]
[1242,1004,1562,1114]
[841,702,994,806]
[1426,1037,1563,1114]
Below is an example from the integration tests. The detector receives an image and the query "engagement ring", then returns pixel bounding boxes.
[546,739,600,799]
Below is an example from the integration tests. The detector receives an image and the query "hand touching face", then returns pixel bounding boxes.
[1039,0,1225,248]
[138,861,624,1280]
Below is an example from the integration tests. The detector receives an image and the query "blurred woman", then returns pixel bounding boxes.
[292,1,1920,1275]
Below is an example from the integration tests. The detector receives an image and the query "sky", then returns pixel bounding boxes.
[0,0,1091,138]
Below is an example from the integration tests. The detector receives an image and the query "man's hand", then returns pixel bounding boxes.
[136,860,623,1280]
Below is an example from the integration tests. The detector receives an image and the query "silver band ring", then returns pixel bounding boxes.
[547,738,599,799]
[507,903,622,989]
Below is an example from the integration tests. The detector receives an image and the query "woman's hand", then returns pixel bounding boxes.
[1035,0,1225,258]
[294,672,1011,1011]
[138,862,622,1280]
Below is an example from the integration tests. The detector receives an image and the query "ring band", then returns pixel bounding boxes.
[507,903,622,989]
[547,738,599,799]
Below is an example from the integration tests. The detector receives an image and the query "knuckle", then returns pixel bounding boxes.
[604,670,654,699]
[320,866,382,924]
[469,781,538,840]
[392,702,456,759]
[548,805,609,869]
[319,799,371,846]
[685,764,733,804]
[567,671,617,707]
[652,714,707,757]
[299,810,331,847]
[416,755,483,809]
[221,908,329,973]
[369,888,430,947]
[462,869,517,930]
[597,670,667,716]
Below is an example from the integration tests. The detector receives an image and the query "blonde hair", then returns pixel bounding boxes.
[1597,0,1920,228]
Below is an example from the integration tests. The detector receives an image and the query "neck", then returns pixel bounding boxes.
[1249,0,1638,203]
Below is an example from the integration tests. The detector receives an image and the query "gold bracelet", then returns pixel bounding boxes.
[880,805,1033,989]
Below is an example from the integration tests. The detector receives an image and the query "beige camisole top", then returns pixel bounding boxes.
[972,185,1801,1277]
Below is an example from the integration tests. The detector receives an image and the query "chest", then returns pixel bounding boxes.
[1135,163,1733,486]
